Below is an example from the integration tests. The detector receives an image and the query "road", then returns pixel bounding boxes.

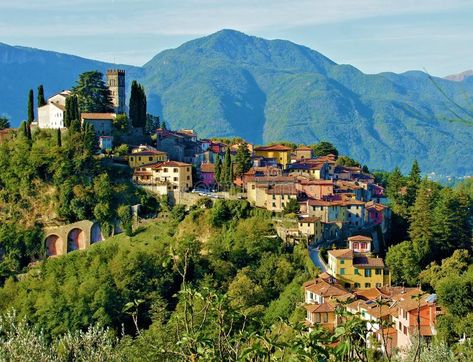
[309,245,327,272]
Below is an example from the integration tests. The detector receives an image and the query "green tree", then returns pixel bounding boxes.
[118,204,133,236]
[64,95,80,128]
[222,148,232,188]
[0,116,10,130]
[56,128,62,147]
[129,81,147,128]
[335,156,361,167]
[311,141,338,157]
[113,113,130,132]
[72,71,112,113]
[214,154,222,185]
[385,240,422,285]
[431,188,472,261]
[283,198,300,214]
[37,85,46,107]
[27,89,34,125]
[406,160,422,207]
[234,142,252,179]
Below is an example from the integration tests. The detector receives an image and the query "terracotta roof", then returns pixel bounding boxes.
[254,144,292,152]
[366,201,386,211]
[200,163,215,173]
[397,293,433,312]
[81,113,115,120]
[304,278,349,297]
[348,235,373,242]
[299,179,334,186]
[151,161,191,169]
[305,302,336,313]
[353,256,385,268]
[266,184,299,195]
[328,249,354,259]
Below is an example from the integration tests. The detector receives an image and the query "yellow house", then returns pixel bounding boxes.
[133,161,192,192]
[128,150,168,168]
[327,237,390,289]
[254,144,292,169]
[298,217,323,243]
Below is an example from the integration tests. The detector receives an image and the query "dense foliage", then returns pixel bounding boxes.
[72,71,113,113]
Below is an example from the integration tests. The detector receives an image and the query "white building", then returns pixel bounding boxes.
[37,90,71,129]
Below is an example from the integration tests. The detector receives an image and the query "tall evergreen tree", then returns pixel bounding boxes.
[27,89,34,124]
[409,179,440,263]
[214,154,222,184]
[37,85,46,107]
[234,142,252,178]
[222,148,232,188]
[406,160,422,207]
[64,95,80,128]
[129,81,147,128]
[56,128,62,147]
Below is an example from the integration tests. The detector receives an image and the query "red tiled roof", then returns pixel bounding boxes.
[151,161,191,169]
[328,249,354,259]
[299,217,321,224]
[348,235,373,242]
[305,302,336,313]
[305,278,349,297]
[81,113,115,120]
[254,144,292,152]
[296,145,312,151]
[266,184,299,195]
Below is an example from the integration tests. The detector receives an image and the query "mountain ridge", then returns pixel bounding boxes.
[1,29,473,175]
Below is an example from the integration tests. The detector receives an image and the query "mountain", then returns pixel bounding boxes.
[1,30,473,175]
[444,69,473,82]
[140,30,473,175]
[0,42,142,122]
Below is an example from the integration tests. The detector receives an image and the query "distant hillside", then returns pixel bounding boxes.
[141,30,473,175]
[1,31,473,175]
[444,69,473,81]
[0,42,142,122]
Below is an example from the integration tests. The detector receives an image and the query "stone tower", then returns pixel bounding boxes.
[106,69,126,114]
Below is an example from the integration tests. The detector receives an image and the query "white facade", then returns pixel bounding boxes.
[37,91,70,129]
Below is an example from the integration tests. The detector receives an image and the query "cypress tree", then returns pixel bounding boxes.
[37,85,46,107]
[56,128,62,147]
[214,154,222,184]
[222,148,232,188]
[406,160,421,207]
[27,89,34,124]
[129,81,139,127]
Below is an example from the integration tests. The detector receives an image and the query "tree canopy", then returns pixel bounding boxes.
[72,71,113,113]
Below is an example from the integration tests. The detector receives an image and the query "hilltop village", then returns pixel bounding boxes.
[0,70,466,358]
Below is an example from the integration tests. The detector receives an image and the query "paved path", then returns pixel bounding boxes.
[309,246,327,272]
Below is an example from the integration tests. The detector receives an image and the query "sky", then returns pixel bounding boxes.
[0,0,472,76]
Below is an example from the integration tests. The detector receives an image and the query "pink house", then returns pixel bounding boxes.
[200,163,215,186]
[366,201,385,225]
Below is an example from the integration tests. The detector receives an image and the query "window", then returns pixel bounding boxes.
[164,168,168,172]
[340,259,344,264]
[403,326,407,335]
[173,177,178,181]
[361,242,366,249]
[187,176,190,180]
[376,283,382,288]
[398,322,402,330]
[384,269,389,275]
[314,313,320,323]
[173,185,178,190]
[364,269,372,277]
[130,157,134,161]
[138,157,142,161]
[149,157,153,161]
[174,168,178,173]
[354,282,360,288]
[340,268,345,275]
[272,202,276,208]
[365,283,371,288]
[355,268,360,275]
[187,167,190,172]
[375,269,382,275]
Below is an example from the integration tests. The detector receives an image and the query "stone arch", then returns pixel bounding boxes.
[67,228,86,252]
[45,234,64,256]
[90,223,104,244]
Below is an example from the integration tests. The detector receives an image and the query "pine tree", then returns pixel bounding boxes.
[222,148,232,188]
[234,142,252,178]
[214,154,222,184]
[56,128,62,147]
[27,89,34,124]
[409,179,439,263]
[72,71,112,113]
[406,160,421,207]
[37,85,46,107]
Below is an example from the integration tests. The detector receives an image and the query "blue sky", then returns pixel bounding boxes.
[0,0,472,76]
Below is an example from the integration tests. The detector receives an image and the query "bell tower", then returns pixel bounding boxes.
[106,69,126,114]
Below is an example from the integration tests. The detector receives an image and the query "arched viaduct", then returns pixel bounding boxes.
[44,220,105,257]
